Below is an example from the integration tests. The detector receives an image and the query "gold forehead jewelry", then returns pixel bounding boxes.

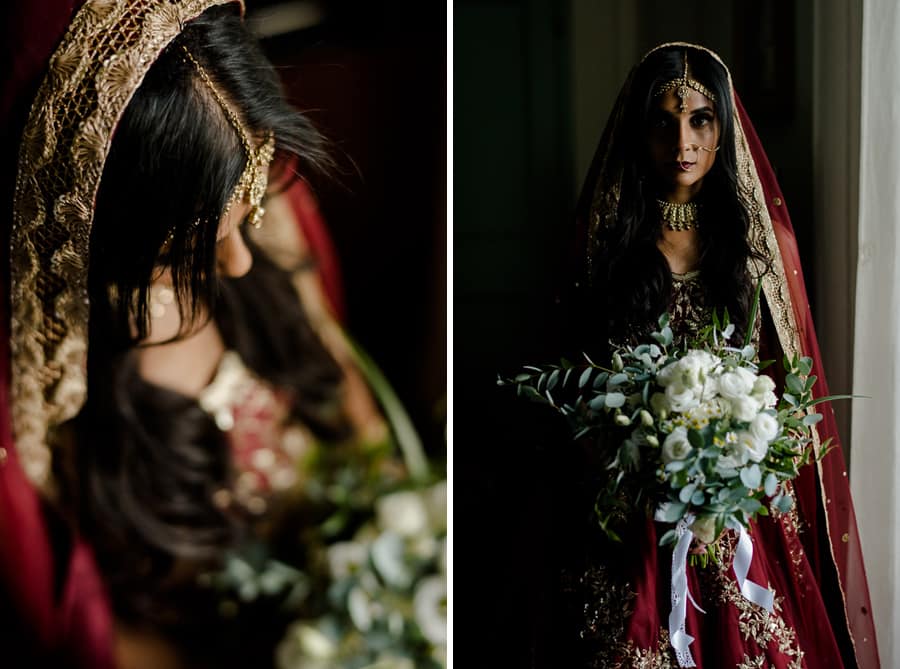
[657,199,698,231]
[654,51,717,113]
[182,46,275,229]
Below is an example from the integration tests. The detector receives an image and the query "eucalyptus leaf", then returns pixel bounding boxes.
[588,395,607,411]
[785,373,803,395]
[798,357,813,376]
[740,464,762,489]
[609,373,628,387]
[659,502,687,523]
[547,369,560,391]
[606,392,626,408]
[802,413,823,426]
[578,368,593,388]
[658,528,678,546]
[775,494,794,514]
[679,483,697,504]
[764,472,778,496]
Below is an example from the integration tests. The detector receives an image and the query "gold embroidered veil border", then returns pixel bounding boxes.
[10,0,244,491]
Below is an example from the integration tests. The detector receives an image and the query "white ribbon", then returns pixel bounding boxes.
[733,524,775,613]
[656,510,706,667]
[656,511,774,667]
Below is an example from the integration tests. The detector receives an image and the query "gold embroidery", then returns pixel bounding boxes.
[710,545,805,669]
[568,564,638,667]
[10,0,243,490]
[615,629,677,669]
[737,655,772,669]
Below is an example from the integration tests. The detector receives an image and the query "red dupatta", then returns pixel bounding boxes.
[737,96,880,667]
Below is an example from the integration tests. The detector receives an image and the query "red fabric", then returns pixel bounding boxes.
[285,179,346,322]
[737,94,880,667]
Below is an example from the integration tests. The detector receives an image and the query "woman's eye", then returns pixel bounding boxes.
[691,115,713,128]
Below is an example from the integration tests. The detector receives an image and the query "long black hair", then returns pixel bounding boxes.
[67,5,348,625]
[584,45,765,344]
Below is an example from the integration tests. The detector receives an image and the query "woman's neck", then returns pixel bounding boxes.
[658,227,700,274]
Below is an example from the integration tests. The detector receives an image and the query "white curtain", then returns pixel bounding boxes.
[852,0,900,663]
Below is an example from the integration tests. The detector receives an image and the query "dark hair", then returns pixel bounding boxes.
[586,46,765,344]
[69,5,348,624]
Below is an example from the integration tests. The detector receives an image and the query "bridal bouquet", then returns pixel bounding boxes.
[500,311,834,552]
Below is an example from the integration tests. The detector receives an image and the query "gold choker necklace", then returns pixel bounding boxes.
[657,199,698,231]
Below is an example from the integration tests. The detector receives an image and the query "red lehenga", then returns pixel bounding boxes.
[566,44,879,668]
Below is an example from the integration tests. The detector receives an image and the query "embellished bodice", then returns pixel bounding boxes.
[198,351,313,516]
[668,270,710,346]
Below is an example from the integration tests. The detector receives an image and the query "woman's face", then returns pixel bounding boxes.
[645,86,720,199]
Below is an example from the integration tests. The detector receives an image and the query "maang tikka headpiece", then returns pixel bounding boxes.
[653,50,717,113]
[182,46,275,228]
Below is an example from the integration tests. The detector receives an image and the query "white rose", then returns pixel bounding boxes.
[718,370,754,401]
[662,426,692,463]
[376,490,429,537]
[326,541,367,579]
[657,363,678,387]
[749,412,780,443]
[735,366,757,390]
[678,350,718,387]
[650,392,669,416]
[730,395,761,422]
[733,431,768,463]
[761,390,778,409]
[699,375,719,401]
[752,374,776,397]
[666,383,699,413]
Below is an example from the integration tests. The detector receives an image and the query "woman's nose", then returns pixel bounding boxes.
[674,122,697,158]
[216,227,253,277]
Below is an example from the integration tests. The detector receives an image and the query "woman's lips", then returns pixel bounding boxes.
[676,161,695,171]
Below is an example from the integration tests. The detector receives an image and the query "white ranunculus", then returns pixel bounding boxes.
[413,575,448,645]
[761,390,778,409]
[657,363,678,387]
[718,369,755,401]
[730,395,761,422]
[752,374,776,397]
[662,426,692,463]
[749,412,780,443]
[650,392,669,416]
[734,366,758,391]
[286,623,337,660]
[666,383,699,413]
[677,350,717,388]
[326,541,367,579]
[734,431,768,463]
[376,490,429,537]
[699,375,719,401]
